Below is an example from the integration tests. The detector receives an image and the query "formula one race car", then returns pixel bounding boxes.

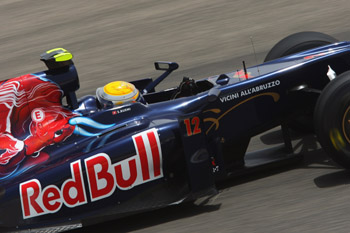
[1,31,350,232]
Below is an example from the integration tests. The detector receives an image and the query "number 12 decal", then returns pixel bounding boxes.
[184,117,202,136]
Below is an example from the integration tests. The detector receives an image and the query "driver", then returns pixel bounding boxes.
[96,81,145,108]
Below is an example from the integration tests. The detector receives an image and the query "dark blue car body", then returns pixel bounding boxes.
[1,41,350,232]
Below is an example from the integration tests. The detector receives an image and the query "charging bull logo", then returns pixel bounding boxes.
[0,74,77,177]
[25,107,76,155]
[19,128,163,219]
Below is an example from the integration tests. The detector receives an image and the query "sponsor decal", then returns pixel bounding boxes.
[204,92,280,134]
[211,157,219,173]
[112,107,131,115]
[31,108,45,123]
[220,80,280,103]
[19,128,163,219]
[0,74,78,174]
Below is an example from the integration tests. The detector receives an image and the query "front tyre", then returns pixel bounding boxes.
[265,31,338,133]
[264,31,338,62]
[314,71,350,169]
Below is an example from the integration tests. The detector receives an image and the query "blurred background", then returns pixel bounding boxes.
[1,0,349,96]
[2,0,350,232]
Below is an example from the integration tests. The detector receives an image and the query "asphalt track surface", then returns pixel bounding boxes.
[2,1,350,232]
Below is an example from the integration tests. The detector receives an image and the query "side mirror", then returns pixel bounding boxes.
[144,61,179,94]
[154,61,179,71]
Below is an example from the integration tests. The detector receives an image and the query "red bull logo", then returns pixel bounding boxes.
[19,128,163,219]
[0,74,78,175]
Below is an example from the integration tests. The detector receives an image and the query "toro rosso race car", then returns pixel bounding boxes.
[1,31,350,232]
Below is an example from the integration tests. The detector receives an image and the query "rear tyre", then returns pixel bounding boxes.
[264,31,338,62]
[314,71,350,169]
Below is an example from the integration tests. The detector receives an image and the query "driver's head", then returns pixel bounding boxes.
[96,81,144,108]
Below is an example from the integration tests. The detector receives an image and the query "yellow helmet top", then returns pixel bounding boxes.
[104,81,135,96]
[97,81,140,106]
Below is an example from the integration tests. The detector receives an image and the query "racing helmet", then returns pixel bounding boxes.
[96,81,144,108]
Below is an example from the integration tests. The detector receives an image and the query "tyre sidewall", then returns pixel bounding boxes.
[265,31,338,62]
[315,71,350,168]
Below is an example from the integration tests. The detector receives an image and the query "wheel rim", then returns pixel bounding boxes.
[342,105,350,144]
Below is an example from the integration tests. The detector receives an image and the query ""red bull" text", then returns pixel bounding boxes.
[19,128,163,219]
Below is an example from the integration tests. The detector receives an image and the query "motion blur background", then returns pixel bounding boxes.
[1,0,349,96]
[2,1,350,232]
